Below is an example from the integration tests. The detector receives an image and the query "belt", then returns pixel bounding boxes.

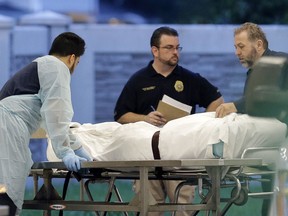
[152,131,161,159]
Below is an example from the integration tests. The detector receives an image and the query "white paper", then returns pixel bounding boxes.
[162,94,192,113]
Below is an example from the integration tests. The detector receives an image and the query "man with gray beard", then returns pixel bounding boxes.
[216,22,288,118]
[216,22,288,216]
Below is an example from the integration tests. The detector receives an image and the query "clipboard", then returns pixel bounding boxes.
[156,95,192,121]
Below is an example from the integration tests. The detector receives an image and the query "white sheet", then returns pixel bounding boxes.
[47,112,287,162]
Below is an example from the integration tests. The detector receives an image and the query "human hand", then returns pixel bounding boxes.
[146,111,167,126]
[74,146,93,161]
[63,152,87,172]
[215,102,237,118]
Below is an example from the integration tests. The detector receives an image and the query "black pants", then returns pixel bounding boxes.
[0,193,17,216]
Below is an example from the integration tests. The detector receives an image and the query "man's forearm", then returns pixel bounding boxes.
[117,112,147,124]
[206,96,224,112]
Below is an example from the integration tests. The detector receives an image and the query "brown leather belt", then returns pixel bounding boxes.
[152,131,161,159]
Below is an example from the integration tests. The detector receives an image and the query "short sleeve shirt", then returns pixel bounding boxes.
[0,62,39,100]
[114,61,222,121]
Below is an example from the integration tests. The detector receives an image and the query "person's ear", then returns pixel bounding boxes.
[151,46,159,57]
[69,54,76,66]
[256,40,263,51]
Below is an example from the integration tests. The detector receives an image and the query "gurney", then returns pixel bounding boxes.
[23,111,287,216]
[24,136,287,215]
[23,158,264,216]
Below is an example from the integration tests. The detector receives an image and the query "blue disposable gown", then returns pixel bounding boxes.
[0,55,75,210]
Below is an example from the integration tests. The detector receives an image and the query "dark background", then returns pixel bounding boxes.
[100,0,288,24]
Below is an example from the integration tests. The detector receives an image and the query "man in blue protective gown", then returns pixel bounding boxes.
[0,32,92,216]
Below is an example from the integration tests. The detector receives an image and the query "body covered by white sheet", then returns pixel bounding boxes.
[47,112,287,162]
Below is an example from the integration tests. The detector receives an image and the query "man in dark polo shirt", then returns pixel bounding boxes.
[114,26,224,216]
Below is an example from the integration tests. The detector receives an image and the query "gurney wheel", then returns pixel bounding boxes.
[231,187,248,206]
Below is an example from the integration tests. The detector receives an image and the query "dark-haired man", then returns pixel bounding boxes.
[0,32,91,215]
[114,26,224,216]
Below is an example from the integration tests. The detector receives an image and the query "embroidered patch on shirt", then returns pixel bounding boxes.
[142,86,156,91]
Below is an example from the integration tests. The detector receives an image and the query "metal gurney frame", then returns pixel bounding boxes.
[23,158,262,216]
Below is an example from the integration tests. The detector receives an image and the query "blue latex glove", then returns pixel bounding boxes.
[63,152,87,172]
[74,146,93,161]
